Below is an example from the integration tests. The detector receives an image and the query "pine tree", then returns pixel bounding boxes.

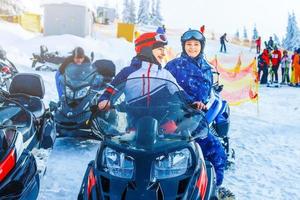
[122,0,130,23]
[273,34,281,47]
[128,0,136,24]
[151,0,156,21]
[137,0,151,25]
[252,26,259,40]
[154,0,163,26]
[0,0,24,15]
[235,30,240,40]
[243,27,248,39]
[283,12,300,51]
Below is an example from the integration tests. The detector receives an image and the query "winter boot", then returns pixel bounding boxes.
[218,187,236,200]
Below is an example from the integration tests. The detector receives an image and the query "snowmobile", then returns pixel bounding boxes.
[0,73,56,199]
[78,77,218,200]
[53,59,116,139]
[31,45,66,71]
[0,47,18,91]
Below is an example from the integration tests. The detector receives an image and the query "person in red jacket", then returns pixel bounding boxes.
[200,25,205,34]
[258,49,270,84]
[271,46,282,83]
[255,37,261,54]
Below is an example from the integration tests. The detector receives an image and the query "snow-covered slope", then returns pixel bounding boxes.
[0,21,299,200]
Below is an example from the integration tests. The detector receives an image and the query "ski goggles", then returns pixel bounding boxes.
[181,30,205,42]
[155,34,168,44]
[135,33,168,47]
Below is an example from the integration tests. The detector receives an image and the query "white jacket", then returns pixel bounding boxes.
[125,61,181,103]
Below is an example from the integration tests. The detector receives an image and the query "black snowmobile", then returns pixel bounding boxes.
[53,59,116,139]
[0,47,18,91]
[31,45,66,71]
[0,73,56,199]
[78,77,218,200]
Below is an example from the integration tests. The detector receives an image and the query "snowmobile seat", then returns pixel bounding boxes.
[9,73,45,99]
[8,94,45,119]
[13,111,35,143]
[26,96,45,119]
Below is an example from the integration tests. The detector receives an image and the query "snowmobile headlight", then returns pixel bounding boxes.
[102,147,135,179]
[150,148,191,181]
[75,86,90,99]
[65,86,74,99]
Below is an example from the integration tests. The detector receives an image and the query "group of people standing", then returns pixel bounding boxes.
[257,42,300,86]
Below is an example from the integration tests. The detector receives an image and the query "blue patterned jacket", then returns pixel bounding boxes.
[165,53,213,103]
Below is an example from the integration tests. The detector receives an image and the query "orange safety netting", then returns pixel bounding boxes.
[210,56,259,106]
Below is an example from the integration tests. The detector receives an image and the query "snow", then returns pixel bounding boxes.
[0,21,300,200]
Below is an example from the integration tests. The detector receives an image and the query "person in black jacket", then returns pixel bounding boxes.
[55,47,91,97]
[58,47,90,74]
[220,33,228,53]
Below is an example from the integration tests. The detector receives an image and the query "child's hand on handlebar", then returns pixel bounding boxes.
[98,100,111,111]
[192,101,207,111]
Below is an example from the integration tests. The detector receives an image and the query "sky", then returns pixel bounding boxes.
[104,0,300,42]
[22,0,300,42]
[161,0,300,40]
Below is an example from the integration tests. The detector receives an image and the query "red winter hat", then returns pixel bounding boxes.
[134,32,168,54]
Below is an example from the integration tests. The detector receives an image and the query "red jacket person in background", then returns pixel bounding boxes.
[271,46,282,83]
[255,37,261,54]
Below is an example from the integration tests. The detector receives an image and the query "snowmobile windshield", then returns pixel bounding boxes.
[64,63,96,89]
[0,100,31,128]
[92,77,209,150]
[0,107,21,125]
[0,105,28,128]
[0,127,17,161]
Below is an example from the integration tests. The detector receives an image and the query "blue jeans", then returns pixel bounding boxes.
[196,131,227,186]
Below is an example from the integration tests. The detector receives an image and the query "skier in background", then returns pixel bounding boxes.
[200,25,205,34]
[267,36,274,50]
[280,50,291,84]
[257,49,270,84]
[270,46,282,84]
[255,36,261,54]
[292,48,300,86]
[220,33,228,53]
[290,48,298,85]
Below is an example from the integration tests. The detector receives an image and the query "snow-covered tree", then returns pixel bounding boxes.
[128,0,136,24]
[122,0,130,23]
[273,34,281,47]
[283,12,300,51]
[252,26,259,40]
[243,27,248,39]
[0,0,24,15]
[153,0,163,26]
[137,0,151,25]
[151,0,156,19]
[235,30,240,40]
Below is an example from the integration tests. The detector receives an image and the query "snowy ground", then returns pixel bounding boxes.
[1,20,300,200]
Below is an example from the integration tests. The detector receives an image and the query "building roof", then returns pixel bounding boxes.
[42,0,97,12]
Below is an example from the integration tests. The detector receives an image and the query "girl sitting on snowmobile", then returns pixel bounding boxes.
[165,29,234,199]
